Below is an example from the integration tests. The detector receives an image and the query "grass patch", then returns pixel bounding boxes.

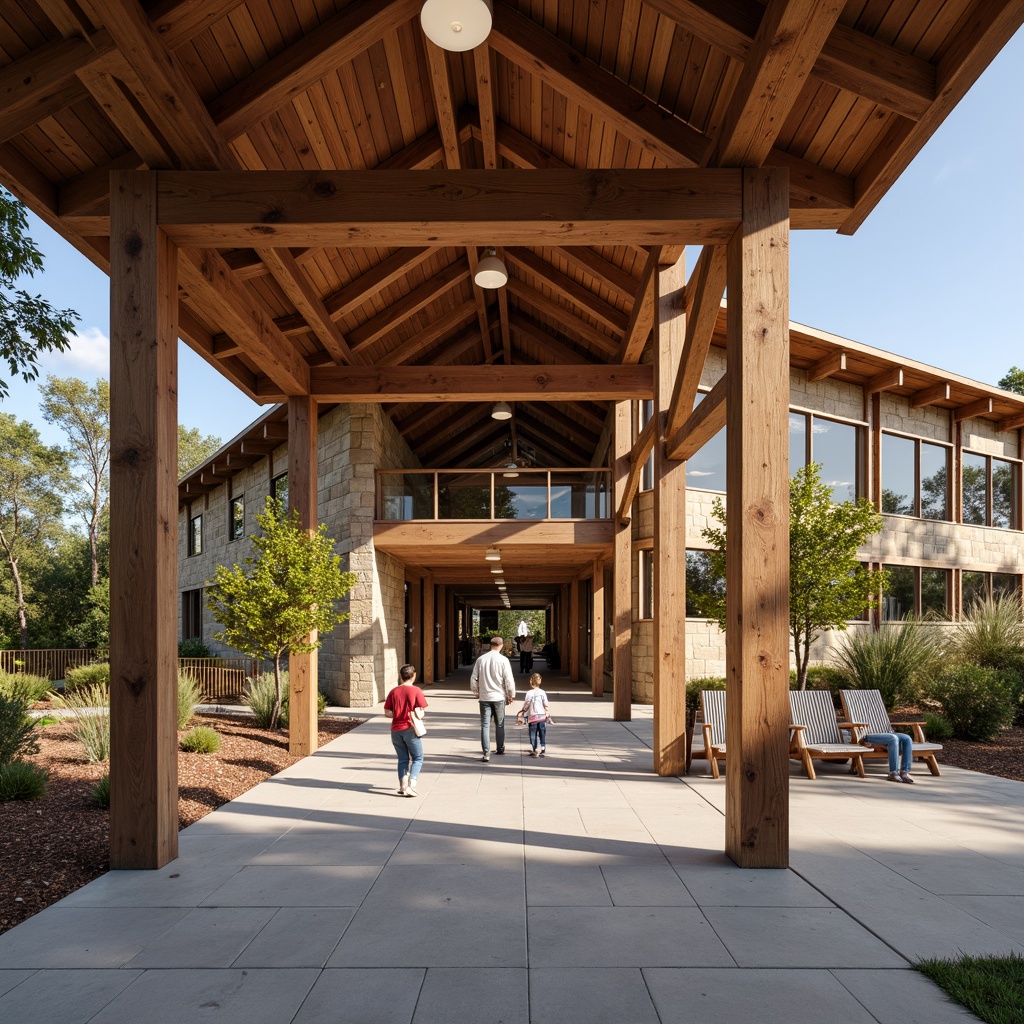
[0,760,49,801]
[917,953,1024,1024]
[180,726,221,754]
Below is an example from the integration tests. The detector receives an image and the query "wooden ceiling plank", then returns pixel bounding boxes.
[426,323,487,366]
[378,298,479,367]
[473,44,499,170]
[208,0,421,141]
[34,0,97,39]
[156,168,743,248]
[509,314,589,365]
[255,246,358,365]
[548,246,639,301]
[616,416,656,523]
[713,0,844,168]
[953,397,994,422]
[909,381,951,408]
[806,349,846,382]
[324,247,438,319]
[515,413,590,465]
[505,248,628,334]
[865,366,904,394]
[421,418,506,465]
[507,278,620,359]
[616,252,657,364]
[667,372,727,460]
[489,5,712,168]
[665,245,727,440]
[59,153,145,219]
[147,0,251,51]
[423,37,462,170]
[179,248,309,396]
[401,401,480,445]
[524,403,601,449]
[998,411,1024,432]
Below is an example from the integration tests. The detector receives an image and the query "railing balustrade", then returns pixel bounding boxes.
[377,467,612,521]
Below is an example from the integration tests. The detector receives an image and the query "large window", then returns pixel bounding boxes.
[271,472,289,508]
[962,571,1021,612]
[229,495,244,541]
[881,433,951,520]
[790,412,861,502]
[639,549,654,620]
[962,452,1020,529]
[639,400,654,492]
[188,513,202,556]
[685,391,726,492]
[181,589,203,640]
[882,565,951,620]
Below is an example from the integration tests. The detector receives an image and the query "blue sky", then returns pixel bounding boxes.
[4,24,1022,449]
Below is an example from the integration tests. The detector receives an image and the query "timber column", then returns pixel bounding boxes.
[612,402,632,720]
[109,171,179,869]
[653,255,687,775]
[725,168,790,868]
[288,395,319,756]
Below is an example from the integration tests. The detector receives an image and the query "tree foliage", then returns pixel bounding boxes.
[206,497,356,729]
[0,190,78,398]
[699,463,887,689]
[178,424,222,479]
[998,366,1024,395]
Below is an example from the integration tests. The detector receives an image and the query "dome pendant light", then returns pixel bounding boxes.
[420,0,493,52]
[491,401,512,421]
[474,247,508,289]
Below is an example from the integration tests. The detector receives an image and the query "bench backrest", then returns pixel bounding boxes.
[789,690,843,745]
[699,690,727,746]
[840,689,891,737]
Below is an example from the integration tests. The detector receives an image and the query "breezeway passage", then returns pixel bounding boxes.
[0,666,1020,1022]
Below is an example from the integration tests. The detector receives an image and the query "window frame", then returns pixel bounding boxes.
[881,564,952,621]
[181,588,203,639]
[880,429,954,521]
[229,494,245,541]
[960,448,1022,530]
[187,513,203,556]
[789,406,866,502]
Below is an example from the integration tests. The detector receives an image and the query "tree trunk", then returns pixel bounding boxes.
[10,553,28,649]
[88,495,100,588]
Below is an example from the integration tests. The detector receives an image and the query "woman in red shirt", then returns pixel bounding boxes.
[383,663,428,797]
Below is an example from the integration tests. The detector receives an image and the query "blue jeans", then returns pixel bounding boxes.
[391,728,424,784]
[864,731,913,773]
[529,720,546,751]
[479,701,506,754]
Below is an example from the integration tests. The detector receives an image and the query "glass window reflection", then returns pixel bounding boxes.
[920,443,949,520]
[961,452,988,526]
[686,394,726,492]
[882,565,914,620]
[881,434,915,515]
[992,459,1017,529]
[962,570,987,611]
[789,413,807,474]
[920,568,948,618]
[813,417,858,502]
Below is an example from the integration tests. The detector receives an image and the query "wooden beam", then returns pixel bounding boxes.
[287,395,318,757]
[806,349,847,383]
[591,559,605,698]
[569,577,580,683]
[725,168,790,869]
[616,253,656,364]
[617,416,655,524]
[377,299,478,368]
[155,169,743,248]
[208,0,421,140]
[489,5,711,168]
[549,246,639,301]
[324,247,438,319]
[909,382,951,409]
[466,246,496,362]
[865,367,904,394]
[147,0,251,50]
[653,256,688,776]
[108,170,178,870]
[373,519,613,549]
[953,397,994,423]
[178,248,310,396]
[613,402,632,722]
[507,278,620,359]
[508,312,588,364]
[292,365,652,404]
[667,374,727,462]
[665,245,727,441]
[422,574,435,686]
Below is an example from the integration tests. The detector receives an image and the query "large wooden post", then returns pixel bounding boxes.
[408,575,422,672]
[613,401,632,720]
[423,574,435,684]
[437,584,447,680]
[591,559,605,696]
[569,576,580,682]
[725,168,790,868]
[109,171,179,869]
[288,395,318,757]
[653,255,688,775]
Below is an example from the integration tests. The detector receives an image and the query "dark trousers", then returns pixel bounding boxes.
[519,650,533,673]
[479,700,506,754]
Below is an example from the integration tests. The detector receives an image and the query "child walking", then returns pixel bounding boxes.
[522,673,551,757]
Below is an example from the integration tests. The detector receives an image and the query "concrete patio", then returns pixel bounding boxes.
[1,666,1021,1023]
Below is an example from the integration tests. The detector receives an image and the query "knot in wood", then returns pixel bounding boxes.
[748,500,780,527]
[261,206,284,223]
[126,676,145,697]
[312,179,336,197]
[123,231,143,258]
[250,225,276,235]
[121,447,140,466]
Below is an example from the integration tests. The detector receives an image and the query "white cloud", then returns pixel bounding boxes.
[687,469,714,477]
[41,327,109,377]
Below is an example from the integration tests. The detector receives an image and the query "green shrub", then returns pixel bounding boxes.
[53,683,110,762]
[178,636,212,658]
[0,760,48,801]
[180,725,221,753]
[685,676,726,716]
[0,682,40,766]
[243,671,283,729]
[177,670,202,730]
[90,774,110,808]
[834,619,943,711]
[34,715,59,727]
[0,670,54,703]
[927,665,1015,742]
[922,713,954,742]
[64,661,110,693]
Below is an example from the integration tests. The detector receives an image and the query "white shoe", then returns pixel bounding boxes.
[405,786,418,797]
[887,771,901,782]
[899,771,915,784]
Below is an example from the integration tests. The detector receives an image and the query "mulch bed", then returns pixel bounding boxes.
[936,727,1024,783]
[0,712,360,935]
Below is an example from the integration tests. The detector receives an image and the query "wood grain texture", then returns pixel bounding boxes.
[591,559,605,698]
[613,401,633,722]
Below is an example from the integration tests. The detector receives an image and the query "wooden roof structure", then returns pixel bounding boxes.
[3,0,1022,472]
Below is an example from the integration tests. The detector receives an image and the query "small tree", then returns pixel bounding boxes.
[206,497,356,729]
[178,424,222,478]
[997,366,1024,395]
[700,463,887,689]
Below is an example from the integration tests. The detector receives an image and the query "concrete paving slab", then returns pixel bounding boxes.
[601,864,697,906]
[0,969,35,997]
[88,968,319,1024]
[201,864,380,907]
[174,833,279,863]
[291,968,424,1024]
[644,967,878,1024]
[362,863,523,907]
[251,829,404,866]
[940,895,1024,946]
[233,907,356,967]
[528,967,660,1024]
[525,863,613,906]
[56,860,242,908]
[125,907,276,967]
[0,969,141,1024]
[413,968,528,1024]
[668,853,834,907]
[702,907,907,968]
[832,968,980,1023]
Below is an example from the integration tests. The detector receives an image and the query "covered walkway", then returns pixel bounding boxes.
[1,670,1021,1022]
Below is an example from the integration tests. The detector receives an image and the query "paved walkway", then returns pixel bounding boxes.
[2,665,1022,1023]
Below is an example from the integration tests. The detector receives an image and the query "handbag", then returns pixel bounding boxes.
[410,707,427,737]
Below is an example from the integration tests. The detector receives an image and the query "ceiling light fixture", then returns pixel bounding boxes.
[490,567,503,574]
[484,547,501,561]
[420,0,493,52]
[501,461,520,479]
[474,247,508,289]
[491,401,512,421]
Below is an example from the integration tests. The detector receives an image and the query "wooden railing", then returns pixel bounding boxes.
[1,649,258,704]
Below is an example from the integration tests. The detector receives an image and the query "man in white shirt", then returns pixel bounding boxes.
[470,636,516,762]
